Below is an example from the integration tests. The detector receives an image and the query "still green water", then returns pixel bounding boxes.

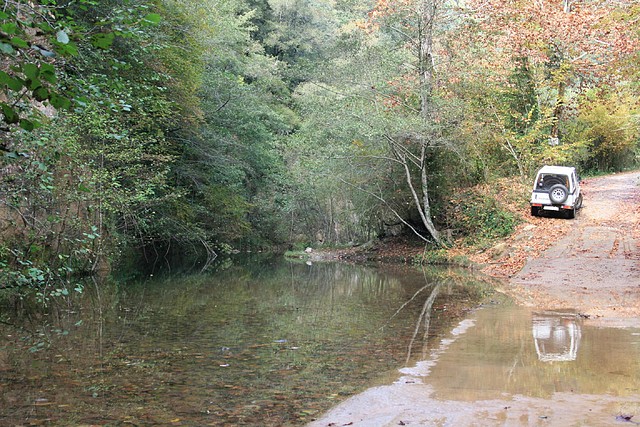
[0,258,492,426]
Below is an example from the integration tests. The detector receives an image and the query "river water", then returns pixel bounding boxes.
[1,258,639,426]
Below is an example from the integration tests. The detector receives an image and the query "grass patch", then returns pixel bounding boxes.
[414,248,472,267]
[283,250,310,259]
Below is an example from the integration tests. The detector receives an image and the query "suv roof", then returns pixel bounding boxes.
[537,165,576,175]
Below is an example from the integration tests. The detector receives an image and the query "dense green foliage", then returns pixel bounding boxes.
[1,0,639,289]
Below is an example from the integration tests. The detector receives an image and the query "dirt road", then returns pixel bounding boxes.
[505,171,640,327]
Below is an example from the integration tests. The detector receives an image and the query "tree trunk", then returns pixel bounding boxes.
[419,0,437,121]
[550,80,565,143]
[420,155,441,244]
[415,0,442,246]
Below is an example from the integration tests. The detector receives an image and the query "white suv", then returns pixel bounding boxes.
[530,166,583,219]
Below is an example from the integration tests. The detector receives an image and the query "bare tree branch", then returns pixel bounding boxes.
[338,177,432,243]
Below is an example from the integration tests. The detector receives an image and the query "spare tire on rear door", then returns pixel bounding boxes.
[549,184,569,204]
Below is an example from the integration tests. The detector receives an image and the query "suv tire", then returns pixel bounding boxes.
[549,184,569,204]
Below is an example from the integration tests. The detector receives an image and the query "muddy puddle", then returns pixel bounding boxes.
[309,304,640,426]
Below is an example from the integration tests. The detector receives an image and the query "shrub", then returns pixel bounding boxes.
[446,185,520,246]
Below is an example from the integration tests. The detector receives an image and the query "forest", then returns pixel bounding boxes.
[1,0,639,291]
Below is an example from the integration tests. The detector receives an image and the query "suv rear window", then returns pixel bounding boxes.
[536,174,569,191]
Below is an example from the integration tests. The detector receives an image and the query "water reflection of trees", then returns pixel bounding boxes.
[405,282,441,363]
[384,269,488,365]
[0,261,493,426]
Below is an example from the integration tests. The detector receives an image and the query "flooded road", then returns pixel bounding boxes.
[2,258,639,426]
[309,305,640,426]
[0,259,490,426]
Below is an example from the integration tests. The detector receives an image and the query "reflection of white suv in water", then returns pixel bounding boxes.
[532,312,581,362]
[530,166,583,219]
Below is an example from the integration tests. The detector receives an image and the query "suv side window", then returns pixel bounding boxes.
[570,173,576,192]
